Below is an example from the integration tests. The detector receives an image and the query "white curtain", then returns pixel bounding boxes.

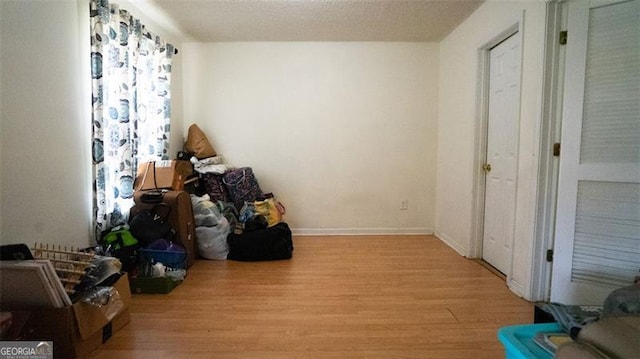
[89,0,174,238]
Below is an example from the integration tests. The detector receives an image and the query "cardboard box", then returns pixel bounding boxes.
[135,160,193,191]
[1,275,132,358]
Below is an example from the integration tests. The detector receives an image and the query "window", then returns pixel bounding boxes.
[89,0,174,238]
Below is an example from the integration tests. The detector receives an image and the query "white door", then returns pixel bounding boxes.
[482,32,522,275]
[551,0,640,305]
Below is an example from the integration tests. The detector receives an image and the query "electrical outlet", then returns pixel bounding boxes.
[400,200,408,210]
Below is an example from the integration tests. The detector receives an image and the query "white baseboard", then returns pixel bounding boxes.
[433,230,467,257]
[508,278,527,300]
[292,227,434,236]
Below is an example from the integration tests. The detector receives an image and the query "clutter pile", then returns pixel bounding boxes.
[0,123,292,356]
[97,123,293,294]
[0,243,132,358]
[184,124,293,262]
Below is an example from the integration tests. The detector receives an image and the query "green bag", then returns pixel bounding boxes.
[102,228,139,272]
[103,229,138,249]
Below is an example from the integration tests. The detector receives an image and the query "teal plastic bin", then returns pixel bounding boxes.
[497,323,564,359]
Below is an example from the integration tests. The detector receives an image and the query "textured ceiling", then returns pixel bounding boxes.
[149,0,485,42]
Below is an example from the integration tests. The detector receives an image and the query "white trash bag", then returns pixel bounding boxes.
[191,194,231,260]
[191,194,223,227]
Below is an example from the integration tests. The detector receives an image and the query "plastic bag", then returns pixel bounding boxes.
[72,255,123,298]
[80,286,117,307]
[191,194,231,260]
[603,281,640,316]
[86,255,122,287]
[191,194,224,227]
[196,217,231,260]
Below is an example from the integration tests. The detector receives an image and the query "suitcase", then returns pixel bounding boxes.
[131,190,197,268]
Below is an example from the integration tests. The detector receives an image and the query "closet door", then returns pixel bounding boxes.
[550,0,640,305]
[482,31,521,276]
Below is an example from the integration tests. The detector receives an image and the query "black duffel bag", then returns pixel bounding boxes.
[227,222,294,261]
[129,203,174,246]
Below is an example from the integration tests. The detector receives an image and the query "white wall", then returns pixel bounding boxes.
[435,0,548,299]
[1,0,92,247]
[0,2,3,240]
[0,2,549,299]
[183,42,439,234]
[0,0,183,248]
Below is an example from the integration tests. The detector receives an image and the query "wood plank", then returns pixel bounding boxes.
[89,235,533,358]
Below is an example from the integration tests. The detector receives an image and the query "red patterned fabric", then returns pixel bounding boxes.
[222,167,264,210]
[201,173,231,203]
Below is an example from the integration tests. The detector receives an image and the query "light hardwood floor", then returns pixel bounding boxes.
[90,235,533,358]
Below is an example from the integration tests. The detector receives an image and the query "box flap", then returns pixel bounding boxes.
[113,274,132,307]
[73,275,131,340]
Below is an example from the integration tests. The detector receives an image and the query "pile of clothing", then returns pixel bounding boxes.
[184,124,292,261]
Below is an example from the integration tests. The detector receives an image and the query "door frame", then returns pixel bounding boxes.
[469,1,576,301]
[530,0,566,302]
[469,20,523,272]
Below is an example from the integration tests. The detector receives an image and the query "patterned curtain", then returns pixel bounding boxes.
[90,0,174,239]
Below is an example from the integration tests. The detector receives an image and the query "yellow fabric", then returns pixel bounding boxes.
[254,198,284,227]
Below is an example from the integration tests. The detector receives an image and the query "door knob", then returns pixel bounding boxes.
[483,163,492,172]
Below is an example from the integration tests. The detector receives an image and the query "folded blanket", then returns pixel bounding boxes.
[191,156,232,174]
[538,303,602,338]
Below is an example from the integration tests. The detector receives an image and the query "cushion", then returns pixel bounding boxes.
[578,316,640,359]
[184,124,216,159]
[556,316,640,359]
